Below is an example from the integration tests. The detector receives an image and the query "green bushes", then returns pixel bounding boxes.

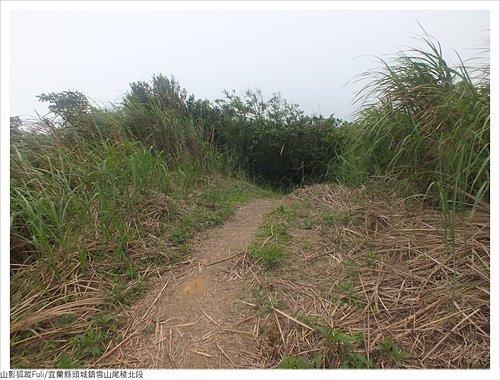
[121,80,207,163]
[32,76,346,191]
[118,78,346,189]
[215,90,343,188]
[107,35,489,203]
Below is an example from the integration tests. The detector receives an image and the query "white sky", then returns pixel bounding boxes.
[10,9,489,120]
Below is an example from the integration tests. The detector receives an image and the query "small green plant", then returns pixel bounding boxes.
[272,205,298,222]
[296,311,321,326]
[167,243,191,264]
[273,222,289,239]
[280,354,324,369]
[70,328,103,358]
[342,351,372,369]
[338,282,362,305]
[252,287,280,316]
[127,264,139,280]
[57,352,80,369]
[302,218,314,230]
[344,259,358,277]
[317,327,359,347]
[316,327,371,368]
[376,338,412,367]
[320,211,336,227]
[169,219,194,246]
[90,313,118,337]
[104,282,143,307]
[253,246,285,269]
[365,251,382,267]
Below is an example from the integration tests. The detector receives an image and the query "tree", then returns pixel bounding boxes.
[37,91,90,127]
[124,74,188,114]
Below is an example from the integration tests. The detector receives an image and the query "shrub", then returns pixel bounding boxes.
[215,90,343,188]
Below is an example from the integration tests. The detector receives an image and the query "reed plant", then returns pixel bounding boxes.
[331,33,490,211]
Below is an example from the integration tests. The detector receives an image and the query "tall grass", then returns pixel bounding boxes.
[11,131,168,256]
[331,34,490,210]
[10,126,170,366]
[121,99,206,163]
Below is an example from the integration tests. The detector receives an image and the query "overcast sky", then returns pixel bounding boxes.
[10,9,489,121]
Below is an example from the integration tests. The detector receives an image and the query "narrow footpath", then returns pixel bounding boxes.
[96,199,279,368]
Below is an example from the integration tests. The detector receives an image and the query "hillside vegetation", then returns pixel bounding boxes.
[10,35,489,368]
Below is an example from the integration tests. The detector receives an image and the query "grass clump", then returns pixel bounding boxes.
[375,338,412,368]
[331,31,489,211]
[254,246,286,270]
[318,329,370,368]
[252,286,281,316]
[249,204,297,269]
[286,314,372,369]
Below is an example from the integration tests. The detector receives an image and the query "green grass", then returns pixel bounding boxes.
[254,246,286,270]
[11,166,268,367]
[249,204,297,269]
[330,33,489,211]
[252,286,281,316]
[287,313,372,369]
[166,176,274,256]
[325,34,490,314]
[338,282,363,306]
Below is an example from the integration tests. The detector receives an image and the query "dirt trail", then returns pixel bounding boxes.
[99,198,278,368]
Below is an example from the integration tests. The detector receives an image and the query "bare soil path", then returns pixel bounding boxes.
[97,198,279,368]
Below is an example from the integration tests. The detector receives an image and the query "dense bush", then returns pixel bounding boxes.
[120,77,347,188]
[119,74,211,164]
[214,90,343,187]
[38,90,91,127]
[107,76,345,188]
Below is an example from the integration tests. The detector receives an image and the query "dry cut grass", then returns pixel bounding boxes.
[246,184,489,369]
